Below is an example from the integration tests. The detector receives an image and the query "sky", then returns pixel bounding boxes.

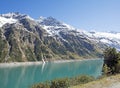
[0,0,120,32]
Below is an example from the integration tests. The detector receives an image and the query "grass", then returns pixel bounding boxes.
[71,74,120,88]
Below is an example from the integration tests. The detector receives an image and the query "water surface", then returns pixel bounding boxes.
[0,59,103,88]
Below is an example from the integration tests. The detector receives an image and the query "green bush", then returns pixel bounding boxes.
[32,75,95,88]
[69,75,94,86]
[50,78,69,88]
[102,64,111,75]
[76,75,94,84]
[32,83,50,88]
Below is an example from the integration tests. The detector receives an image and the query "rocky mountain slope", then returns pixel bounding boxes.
[0,12,109,62]
[85,31,120,51]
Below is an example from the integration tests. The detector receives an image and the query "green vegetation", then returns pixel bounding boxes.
[32,75,95,88]
[71,74,120,88]
[103,47,120,75]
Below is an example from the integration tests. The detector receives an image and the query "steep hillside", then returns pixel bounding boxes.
[0,13,106,62]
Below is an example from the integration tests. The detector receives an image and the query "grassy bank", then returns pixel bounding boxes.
[71,74,120,88]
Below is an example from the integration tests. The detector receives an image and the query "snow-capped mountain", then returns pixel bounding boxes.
[37,16,75,36]
[0,15,17,27]
[0,12,33,20]
[0,12,34,27]
[0,12,119,62]
[37,16,120,50]
[84,31,120,50]
[0,12,119,50]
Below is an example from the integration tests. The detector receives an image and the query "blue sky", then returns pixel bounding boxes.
[0,0,120,32]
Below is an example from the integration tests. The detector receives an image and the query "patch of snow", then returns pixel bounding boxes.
[85,31,120,50]
[42,25,53,36]
[42,25,68,42]
[0,12,19,18]
[92,32,120,40]
[1,12,35,21]
[25,15,34,21]
[42,25,63,35]
[0,16,17,27]
[62,23,75,30]
[37,16,46,23]
[100,39,112,44]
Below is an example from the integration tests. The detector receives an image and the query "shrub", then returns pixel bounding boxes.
[32,75,95,88]
[102,64,111,75]
[32,83,50,88]
[70,75,95,86]
[50,78,69,88]
[76,75,94,84]
[103,47,120,74]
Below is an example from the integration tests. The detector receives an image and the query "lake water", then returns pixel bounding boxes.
[0,59,103,88]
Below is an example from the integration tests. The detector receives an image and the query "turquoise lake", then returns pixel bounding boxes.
[0,59,103,88]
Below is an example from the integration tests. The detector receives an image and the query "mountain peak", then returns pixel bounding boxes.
[37,16,46,23]
[39,16,64,27]
[0,12,34,20]
[0,12,35,28]
[46,16,58,22]
[1,12,22,18]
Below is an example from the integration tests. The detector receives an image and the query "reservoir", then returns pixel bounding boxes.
[0,59,103,88]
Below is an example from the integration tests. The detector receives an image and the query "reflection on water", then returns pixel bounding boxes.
[41,63,45,73]
[0,59,103,88]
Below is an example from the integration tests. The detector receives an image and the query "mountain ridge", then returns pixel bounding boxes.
[0,12,118,62]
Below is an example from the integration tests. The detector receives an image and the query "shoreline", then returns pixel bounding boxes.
[52,58,103,63]
[0,61,43,68]
[0,58,103,68]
